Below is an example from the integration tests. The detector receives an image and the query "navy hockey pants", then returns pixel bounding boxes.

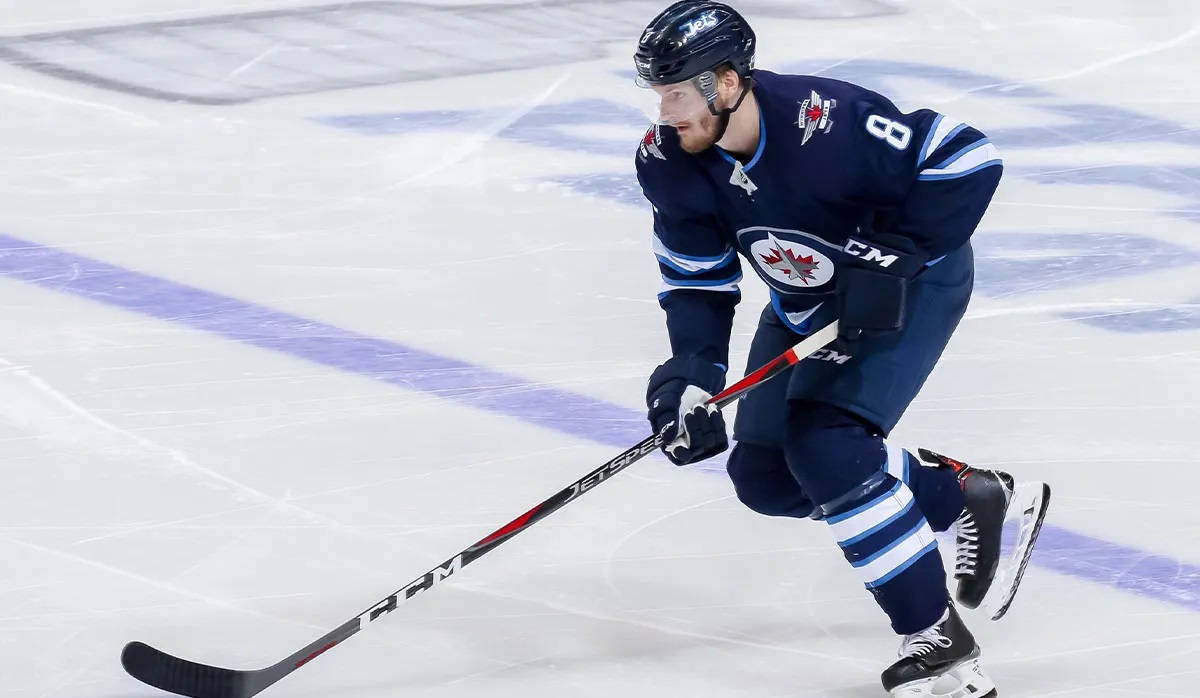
[728,242,973,635]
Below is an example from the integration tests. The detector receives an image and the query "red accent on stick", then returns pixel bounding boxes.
[476,505,541,547]
[709,352,797,405]
[295,641,339,668]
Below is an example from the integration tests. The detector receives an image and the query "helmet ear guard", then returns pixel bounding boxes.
[695,66,754,117]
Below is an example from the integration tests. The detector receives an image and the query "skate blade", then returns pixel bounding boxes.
[890,658,998,698]
[980,480,1051,621]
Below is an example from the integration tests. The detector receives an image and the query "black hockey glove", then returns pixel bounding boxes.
[836,234,928,347]
[646,355,728,466]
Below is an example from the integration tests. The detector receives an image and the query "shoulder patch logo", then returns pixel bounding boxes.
[638,124,666,162]
[798,89,836,146]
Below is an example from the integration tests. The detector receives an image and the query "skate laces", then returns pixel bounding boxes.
[954,510,979,576]
[899,620,953,658]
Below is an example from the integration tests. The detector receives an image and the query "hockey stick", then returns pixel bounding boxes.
[121,321,840,698]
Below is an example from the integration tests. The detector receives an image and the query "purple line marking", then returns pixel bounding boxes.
[0,234,642,448]
[2,232,1197,613]
[1013,525,1200,613]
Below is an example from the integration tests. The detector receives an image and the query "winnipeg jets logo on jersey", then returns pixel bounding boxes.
[746,232,835,289]
[639,125,666,162]
[798,90,836,146]
[759,235,821,284]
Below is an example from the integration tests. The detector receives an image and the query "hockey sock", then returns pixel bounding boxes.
[824,473,949,634]
[784,403,950,635]
[882,442,964,533]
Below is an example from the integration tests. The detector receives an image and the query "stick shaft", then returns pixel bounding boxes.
[298,321,839,663]
[122,321,838,698]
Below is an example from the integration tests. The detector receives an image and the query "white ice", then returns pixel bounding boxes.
[1,1,1199,697]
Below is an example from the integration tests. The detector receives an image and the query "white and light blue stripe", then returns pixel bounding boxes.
[862,533,938,589]
[884,442,910,484]
[828,478,909,544]
[916,114,968,170]
[652,235,737,275]
[657,270,742,297]
[918,139,1002,181]
[827,474,938,588]
[838,495,918,549]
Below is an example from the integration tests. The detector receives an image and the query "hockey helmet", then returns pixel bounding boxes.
[633,1,756,124]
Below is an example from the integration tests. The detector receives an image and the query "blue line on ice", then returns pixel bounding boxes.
[2,233,1196,612]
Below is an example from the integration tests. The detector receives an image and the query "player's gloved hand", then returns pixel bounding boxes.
[646,355,728,466]
[835,233,928,347]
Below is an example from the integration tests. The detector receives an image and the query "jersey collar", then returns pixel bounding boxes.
[714,101,767,172]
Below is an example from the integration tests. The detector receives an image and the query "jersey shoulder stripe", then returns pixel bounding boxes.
[918,140,1001,180]
[916,114,968,170]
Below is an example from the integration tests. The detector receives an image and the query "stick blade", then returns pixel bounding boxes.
[122,641,249,698]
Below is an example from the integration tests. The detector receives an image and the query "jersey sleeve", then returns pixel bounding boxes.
[843,86,1003,257]
[635,137,741,369]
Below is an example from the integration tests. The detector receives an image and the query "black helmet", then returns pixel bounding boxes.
[634,1,756,86]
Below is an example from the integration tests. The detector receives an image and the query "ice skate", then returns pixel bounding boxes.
[881,604,997,698]
[919,449,1051,620]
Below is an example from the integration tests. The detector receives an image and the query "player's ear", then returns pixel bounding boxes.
[717,65,741,99]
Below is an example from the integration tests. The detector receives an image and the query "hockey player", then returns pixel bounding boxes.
[633,3,1051,696]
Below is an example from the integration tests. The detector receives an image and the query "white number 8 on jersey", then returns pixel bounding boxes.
[865,114,912,150]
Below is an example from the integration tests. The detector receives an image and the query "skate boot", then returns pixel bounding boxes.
[919,448,1051,620]
[881,604,996,698]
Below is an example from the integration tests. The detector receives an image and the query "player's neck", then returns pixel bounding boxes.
[715,91,760,161]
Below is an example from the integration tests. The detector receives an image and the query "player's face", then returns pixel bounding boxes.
[645,81,710,124]
[638,71,735,153]
[672,106,722,153]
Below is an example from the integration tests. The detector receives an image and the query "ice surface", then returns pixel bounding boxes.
[0,1,1198,696]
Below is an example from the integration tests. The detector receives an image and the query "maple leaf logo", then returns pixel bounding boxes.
[760,241,820,284]
[798,90,836,146]
[639,125,665,161]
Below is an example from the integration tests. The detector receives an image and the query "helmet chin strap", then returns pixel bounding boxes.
[707,81,751,143]
[708,81,752,117]
[711,111,732,144]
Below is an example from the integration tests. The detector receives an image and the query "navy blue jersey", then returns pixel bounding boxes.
[635,70,1002,368]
